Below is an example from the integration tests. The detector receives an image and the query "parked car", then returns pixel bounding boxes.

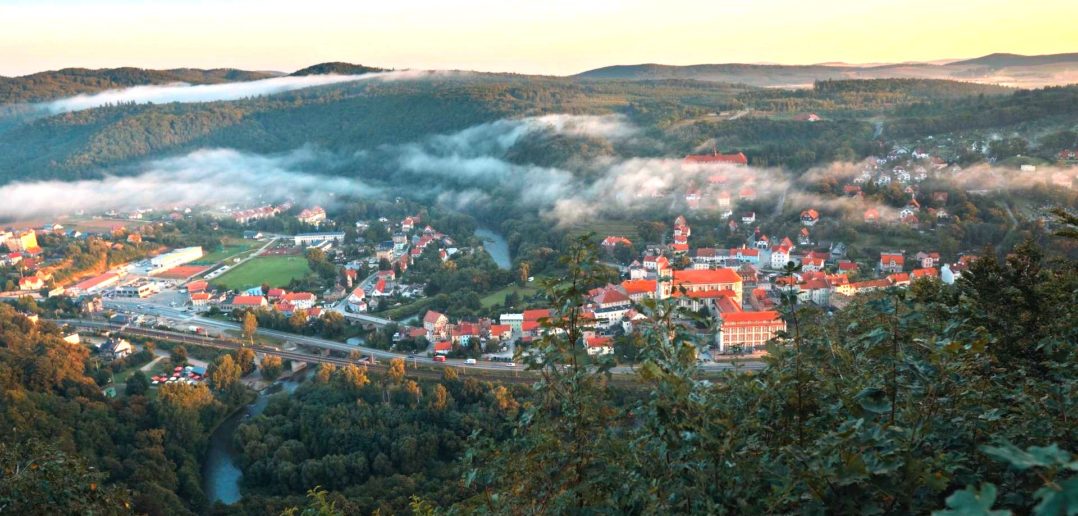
[433,355,447,362]
[505,362,517,367]
[465,358,477,365]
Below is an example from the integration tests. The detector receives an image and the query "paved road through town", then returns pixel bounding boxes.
[100,298,767,374]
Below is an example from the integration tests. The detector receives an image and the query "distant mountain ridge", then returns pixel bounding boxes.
[575,52,1078,88]
[0,67,277,104]
[289,62,386,76]
[947,52,1078,67]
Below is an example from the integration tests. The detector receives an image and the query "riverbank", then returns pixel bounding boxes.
[202,370,308,505]
[475,227,511,270]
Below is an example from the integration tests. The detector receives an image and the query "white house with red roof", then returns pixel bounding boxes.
[588,285,632,326]
[770,245,793,269]
[880,252,905,273]
[585,336,614,356]
[18,275,44,291]
[423,310,449,340]
[800,209,820,226]
[282,292,317,310]
[915,251,941,269]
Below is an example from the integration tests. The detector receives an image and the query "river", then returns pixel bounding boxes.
[474,227,511,270]
[202,374,306,505]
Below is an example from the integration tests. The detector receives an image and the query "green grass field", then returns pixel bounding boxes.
[481,283,541,308]
[567,220,640,240]
[210,256,312,290]
[192,238,260,265]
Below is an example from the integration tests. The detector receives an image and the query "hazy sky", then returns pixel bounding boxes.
[2,0,1076,76]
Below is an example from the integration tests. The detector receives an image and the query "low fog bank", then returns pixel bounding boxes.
[8,113,1071,225]
[34,70,454,115]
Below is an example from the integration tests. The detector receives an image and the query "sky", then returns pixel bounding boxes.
[1,0,1076,76]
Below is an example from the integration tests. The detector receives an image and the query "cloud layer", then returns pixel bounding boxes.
[0,147,377,219]
[39,70,442,114]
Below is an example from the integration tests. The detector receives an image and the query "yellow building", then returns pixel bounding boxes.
[6,230,38,253]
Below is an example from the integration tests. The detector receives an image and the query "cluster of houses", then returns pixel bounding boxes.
[297,206,327,226]
[231,203,290,224]
[420,310,516,355]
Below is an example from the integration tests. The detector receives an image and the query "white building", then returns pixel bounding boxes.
[293,232,346,247]
[143,247,203,275]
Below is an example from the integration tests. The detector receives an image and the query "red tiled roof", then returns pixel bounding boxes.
[672,288,737,299]
[672,268,741,285]
[232,295,266,306]
[722,310,782,323]
[601,236,633,247]
[423,310,446,325]
[621,279,657,295]
[586,336,613,348]
[283,292,316,302]
[881,253,905,265]
[186,280,208,293]
[523,309,551,322]
[912,267,939,278]
[73,272,118,291]
[591,286,630,305]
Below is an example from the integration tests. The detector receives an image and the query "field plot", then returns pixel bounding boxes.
[193,238,261,265]
[209,256,311,290]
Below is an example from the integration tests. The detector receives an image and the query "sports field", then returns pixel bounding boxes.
[209,256,312,290]
[192,238,261,265]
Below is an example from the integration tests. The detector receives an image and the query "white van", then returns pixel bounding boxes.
[465,358,477,365]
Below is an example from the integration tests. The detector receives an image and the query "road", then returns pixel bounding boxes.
[99,298,766,374]
[773,183,789,218]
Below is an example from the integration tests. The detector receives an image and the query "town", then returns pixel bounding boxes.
[4,135,1073,381]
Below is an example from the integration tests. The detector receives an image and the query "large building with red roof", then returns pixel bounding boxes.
[670,268,743,301]
[718,310,785,352]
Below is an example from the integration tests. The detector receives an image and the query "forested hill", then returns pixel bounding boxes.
[948,52,1078,68]
[0,75,754,182]
[289,62,386,76]
[0,67,277,104]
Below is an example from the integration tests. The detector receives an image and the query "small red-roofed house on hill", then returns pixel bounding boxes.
[880,253,905,273]
[601,236,633,251]
[912,267,938,279]
[864,208,880,223]
[915,251,941,269]
[800,209,820,226]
